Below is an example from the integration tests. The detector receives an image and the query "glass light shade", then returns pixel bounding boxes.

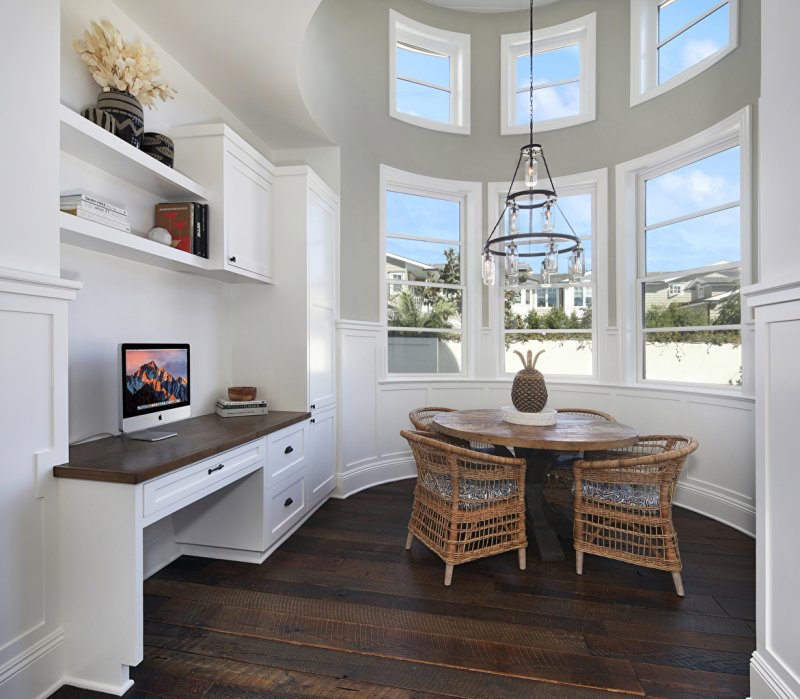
[525,152,539,188]
[568,245,585,283]
[509,204,519,233]
[540,260,551,287]
[542,204,554,233]
[544,240,558,274]
[482,251,496,285]
[505,241,519,287]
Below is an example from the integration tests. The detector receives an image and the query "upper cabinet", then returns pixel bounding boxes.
[58,107,274,284]
[172,124,275,284]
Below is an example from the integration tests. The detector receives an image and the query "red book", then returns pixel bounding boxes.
[154,203,194,253]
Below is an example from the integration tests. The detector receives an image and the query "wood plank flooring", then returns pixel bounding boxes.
[51,479,754,698]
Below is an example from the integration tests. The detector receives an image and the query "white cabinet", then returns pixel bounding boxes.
[308,407,336,510]
[170,124,275,283]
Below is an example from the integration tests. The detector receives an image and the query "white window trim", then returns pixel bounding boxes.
[487,168,609,381]
[615,107,752,391]
[380,165,482,379]
[389,9,471,135]
[500,13,596,135]
[630,0,739,107]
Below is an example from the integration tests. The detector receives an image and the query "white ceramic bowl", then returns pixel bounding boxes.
[501,406,557,426]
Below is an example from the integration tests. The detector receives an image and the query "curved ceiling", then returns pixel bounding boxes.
[420,0,560,11]
[113,0,329,150]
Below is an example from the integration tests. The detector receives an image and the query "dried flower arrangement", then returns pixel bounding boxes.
[73,20,176,108]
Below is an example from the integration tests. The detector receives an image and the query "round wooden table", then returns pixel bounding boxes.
[431,409,639,562]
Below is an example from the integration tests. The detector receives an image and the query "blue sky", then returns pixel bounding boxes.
[659,1,729,83]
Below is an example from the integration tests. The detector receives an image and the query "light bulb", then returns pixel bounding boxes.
[525,151,539,188]
[482,251,496,286]
[509,205,519,233]
[569,245,585,283]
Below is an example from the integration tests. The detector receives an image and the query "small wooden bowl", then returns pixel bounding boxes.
[227,386,257,401]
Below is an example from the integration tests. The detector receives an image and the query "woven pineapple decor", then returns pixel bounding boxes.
[511,350,548,412]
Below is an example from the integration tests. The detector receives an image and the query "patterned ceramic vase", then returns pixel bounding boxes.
[96,90,144,148]
[80,106,116,135]
[141,132,175,168]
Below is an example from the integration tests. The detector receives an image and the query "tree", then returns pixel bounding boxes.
[713,283,741,326]
[388,290,458,338]
[423,247,460,305]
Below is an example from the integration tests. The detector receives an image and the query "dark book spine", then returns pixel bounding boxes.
[202,203,209,258]
[192,202,203,257]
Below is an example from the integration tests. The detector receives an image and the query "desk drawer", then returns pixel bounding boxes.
[267,423,306,482]
[143,440,264,518]
[266,470,306,544]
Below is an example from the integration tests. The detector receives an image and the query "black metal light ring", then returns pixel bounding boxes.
[483,232,581,257]
[519,142,543,154]
[506,189,557,210]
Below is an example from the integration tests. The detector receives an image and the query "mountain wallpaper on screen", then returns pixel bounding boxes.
[125,360,188,413]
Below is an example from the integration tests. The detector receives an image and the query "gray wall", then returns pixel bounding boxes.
[299,0,760,323]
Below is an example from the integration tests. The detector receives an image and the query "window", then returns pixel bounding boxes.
[389,10,470,134]
[501,13,596,134]
[617,109,750,388]
[381,166,481,376]
[631,0,738,105]
[491,169,606,380]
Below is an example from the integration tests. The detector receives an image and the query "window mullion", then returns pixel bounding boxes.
[643,200,740,232]
[656,0,728,49]
[515,77,580,93]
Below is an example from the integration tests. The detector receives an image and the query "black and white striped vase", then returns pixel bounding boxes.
[96,90,144,149]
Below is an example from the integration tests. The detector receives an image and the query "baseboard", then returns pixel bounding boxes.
[675,480,755,537]
[0,629,64,699]
[333,456,416,498]
[59,676,133,696]
[751,651,800,699]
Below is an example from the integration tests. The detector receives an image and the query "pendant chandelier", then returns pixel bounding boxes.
[482,0,585,288]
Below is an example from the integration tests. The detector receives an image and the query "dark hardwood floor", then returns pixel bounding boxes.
[52,479,754,698]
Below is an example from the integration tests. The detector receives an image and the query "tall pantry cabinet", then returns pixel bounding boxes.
[232,166,339,510]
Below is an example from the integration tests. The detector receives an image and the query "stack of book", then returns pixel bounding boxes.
[60,193,130,232]
[154,202,209,258]
[215,399,268,418]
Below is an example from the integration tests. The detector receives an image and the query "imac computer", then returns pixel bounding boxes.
[119,343,190,441]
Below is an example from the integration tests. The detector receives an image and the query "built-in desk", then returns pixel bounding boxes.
[55,411,311,695]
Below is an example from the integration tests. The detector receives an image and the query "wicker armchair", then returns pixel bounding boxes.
[543,408,618,510]
[572,435,698,596]
[409,406,498,453]
[400,429,528,586]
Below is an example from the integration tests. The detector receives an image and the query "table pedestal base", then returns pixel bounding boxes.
[516,447,565,562]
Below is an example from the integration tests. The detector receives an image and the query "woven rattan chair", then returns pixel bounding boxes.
[572,435,698,596]
[409,406,499,453]
[400,429,528,586]
[543,408,618,509]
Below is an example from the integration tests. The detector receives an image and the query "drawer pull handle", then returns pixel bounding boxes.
[310,403,316,409]
[284,497,293,507]
[284,446,294,454]
[310,418,316,424]
[208,464,225,475]
[229,255,237,263]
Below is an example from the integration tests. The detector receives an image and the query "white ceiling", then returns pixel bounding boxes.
[420,0,560,11]
[113,0,329,150]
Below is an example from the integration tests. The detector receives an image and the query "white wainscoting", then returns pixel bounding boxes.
[336,319,755,537]
[745,280,800,699]
[0,269,80,699]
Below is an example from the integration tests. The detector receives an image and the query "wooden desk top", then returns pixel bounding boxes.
[54,411,310,484]
[432,409,639,451]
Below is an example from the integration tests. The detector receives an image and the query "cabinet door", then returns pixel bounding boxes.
[224,148,272,280]
[309,303,335,410]
[308,189,336,309]
[308,408,336,510]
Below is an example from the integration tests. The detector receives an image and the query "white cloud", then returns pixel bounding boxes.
[681,38,720,70]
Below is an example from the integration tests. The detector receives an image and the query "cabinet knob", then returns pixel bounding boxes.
[310,404,316,409]
[284,445,294,454]
[229,255,237,263]
[284,497,293,507]
[208,463,224,475]
[310,418,316,424]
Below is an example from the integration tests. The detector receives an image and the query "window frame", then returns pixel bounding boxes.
[389,9,471,135]
[615,108,752,391]
[500,13,596,135]
[380,165,482,379]
[488,168,608,381]
[630,0,739,107]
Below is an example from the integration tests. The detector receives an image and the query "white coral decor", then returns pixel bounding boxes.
[73,20,176,108]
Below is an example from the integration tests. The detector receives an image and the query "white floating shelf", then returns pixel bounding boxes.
[59,211,211,274]
[59,104,209,200]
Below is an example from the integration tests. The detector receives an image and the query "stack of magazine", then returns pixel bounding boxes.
[215,398,268,417]
[61,193,130,232]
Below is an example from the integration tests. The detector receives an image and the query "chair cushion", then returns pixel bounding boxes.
[579,481,661,508]
[421,473,518,510]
